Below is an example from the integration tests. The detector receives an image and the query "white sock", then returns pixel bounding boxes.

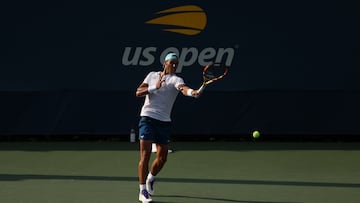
[147,172,156,181]
[139,184,146,191]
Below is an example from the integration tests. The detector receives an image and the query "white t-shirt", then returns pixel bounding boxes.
[140,71,185,122]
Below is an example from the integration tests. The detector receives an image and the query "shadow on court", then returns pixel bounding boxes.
[1,174,359,188]
[155,194,300,203]
[1,142,360,151]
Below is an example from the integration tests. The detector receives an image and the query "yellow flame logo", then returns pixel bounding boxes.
[146,5,207,36]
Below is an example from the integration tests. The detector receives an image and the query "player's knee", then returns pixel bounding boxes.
[138,160,145,168]
[139,156,151,167]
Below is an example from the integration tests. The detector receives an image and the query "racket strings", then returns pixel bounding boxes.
[204,71,216,79]
[204,65,227,80]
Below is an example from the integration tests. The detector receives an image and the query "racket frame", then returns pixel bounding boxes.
[198,63,229,94]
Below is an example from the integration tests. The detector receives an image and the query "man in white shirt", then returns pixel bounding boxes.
[135,53,200,202]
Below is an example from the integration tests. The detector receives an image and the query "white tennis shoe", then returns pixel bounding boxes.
[146,178,155,196]
[139,189,152,202]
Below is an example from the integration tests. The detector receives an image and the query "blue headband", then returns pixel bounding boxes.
[165,53,178,61]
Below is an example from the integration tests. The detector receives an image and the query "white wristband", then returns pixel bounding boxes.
[148,85,157,94]
[187,89,194,97]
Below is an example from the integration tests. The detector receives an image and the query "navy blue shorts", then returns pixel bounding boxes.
[138,116,172,144]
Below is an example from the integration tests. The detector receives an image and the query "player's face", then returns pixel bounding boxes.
[164,59,178,74]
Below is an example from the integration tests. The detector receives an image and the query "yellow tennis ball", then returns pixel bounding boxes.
[252,130,260,139]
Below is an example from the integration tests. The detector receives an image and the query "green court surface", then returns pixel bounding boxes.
[1,142,360,203]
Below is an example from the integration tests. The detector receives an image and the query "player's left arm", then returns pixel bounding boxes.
[136,83,149,97]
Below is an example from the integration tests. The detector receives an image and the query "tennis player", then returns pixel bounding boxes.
[135,53,200,202]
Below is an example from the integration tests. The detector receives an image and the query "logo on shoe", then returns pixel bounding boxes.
[145,5,207,35]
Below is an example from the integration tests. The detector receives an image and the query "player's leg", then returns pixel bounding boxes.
[151,143,169,175]
[138,117,154,202]
[151,121,171,176]
[138,140,153,202]
[147,143,168,195]
[138,140,152,184]
[144,118,171,196]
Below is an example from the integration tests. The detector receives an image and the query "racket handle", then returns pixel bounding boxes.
[197,85,205,94]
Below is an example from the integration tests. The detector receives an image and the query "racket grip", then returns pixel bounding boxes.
[197,85,205,94]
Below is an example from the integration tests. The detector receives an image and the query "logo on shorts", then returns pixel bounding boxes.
[145,5,207,36]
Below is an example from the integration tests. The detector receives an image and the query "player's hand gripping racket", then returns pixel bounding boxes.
[197,63,229,95]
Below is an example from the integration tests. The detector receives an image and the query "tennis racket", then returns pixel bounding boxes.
[197,63,229,94]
